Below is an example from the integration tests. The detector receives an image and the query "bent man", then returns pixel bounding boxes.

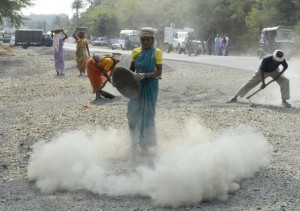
[227,50,291,107]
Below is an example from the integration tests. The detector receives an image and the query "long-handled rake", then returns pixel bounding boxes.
[246,79,275,101]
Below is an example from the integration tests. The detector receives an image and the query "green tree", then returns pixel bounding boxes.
[0,0,32,27]
[115,0,186,46]
[189,1,239,41]
[277,0,297,24]
[86,0,102,6]
[72,0,86,26]
[84,7,119,37]
[51,15,69,29]
[72,0,300,52]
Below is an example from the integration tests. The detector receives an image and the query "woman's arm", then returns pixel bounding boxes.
[86,41,90,57]
[129,62,135,72]
[94,57,112,82]
[62,30,68,41]
[145,64,162,78]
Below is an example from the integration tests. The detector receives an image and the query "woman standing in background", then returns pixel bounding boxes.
[73,30,90,76]
[51,29,68,75]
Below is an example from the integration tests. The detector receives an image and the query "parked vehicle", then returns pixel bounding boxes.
[42,33,53,46]
[91,37,108,46]
[109,38,121,50]
[124,34,140,50]
[257,26,296,60]
[164,27,194,54]
[119,29,139,50]
[186,39,204,56]
[0,32,13,43]
[14,29,53,48]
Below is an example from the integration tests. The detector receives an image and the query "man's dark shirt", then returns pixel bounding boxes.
[259,54,288,73]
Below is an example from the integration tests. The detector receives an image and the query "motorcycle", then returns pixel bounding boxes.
[187,40,203,56]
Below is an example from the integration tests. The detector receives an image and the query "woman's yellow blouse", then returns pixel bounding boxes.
[97,57,114,72]
[131,47,163,65]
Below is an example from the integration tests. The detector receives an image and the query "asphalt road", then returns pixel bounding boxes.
[64,42,300,72]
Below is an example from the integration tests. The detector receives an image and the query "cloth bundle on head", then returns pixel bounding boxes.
[273,50,285,62]
[112,53,121,61]
[53,33,60,52]
[74,26,87,36]
[140,27,156,38]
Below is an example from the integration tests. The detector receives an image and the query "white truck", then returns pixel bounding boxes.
[164,27,194,53]
[119,29,139,50]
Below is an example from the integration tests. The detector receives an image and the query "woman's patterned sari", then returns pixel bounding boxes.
[76,38,88,71]
[127,46,159,149]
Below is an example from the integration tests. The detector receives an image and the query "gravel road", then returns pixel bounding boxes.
[0,45,299,211]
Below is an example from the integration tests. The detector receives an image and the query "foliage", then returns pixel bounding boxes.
[84,7,119,37]
[15,0,300,52]
[72,0,87,26]
[296,21,300,35]
[51,15,70,30]
[20,14,69,33]
[0,0,33,28]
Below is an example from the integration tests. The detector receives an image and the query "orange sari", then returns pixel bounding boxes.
[87,57,115,93]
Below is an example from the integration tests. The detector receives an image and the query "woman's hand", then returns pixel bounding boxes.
[107,76,112,83]
[93,55,100,63]
[134,73,146,80]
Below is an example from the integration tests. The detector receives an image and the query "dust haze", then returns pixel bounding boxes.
[246,62,299,105]
[27,118,269,207]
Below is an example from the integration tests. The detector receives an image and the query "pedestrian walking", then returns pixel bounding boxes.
[51,29,68,75]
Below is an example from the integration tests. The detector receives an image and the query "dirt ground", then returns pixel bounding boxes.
[0,44,299,211]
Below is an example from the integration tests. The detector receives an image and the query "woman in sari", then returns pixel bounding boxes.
[86,53,121,100]
[51,29,68,75]
[127,27,163,150]
[73,31,90,76]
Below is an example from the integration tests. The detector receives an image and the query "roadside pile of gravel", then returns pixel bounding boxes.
[0,44,14,56]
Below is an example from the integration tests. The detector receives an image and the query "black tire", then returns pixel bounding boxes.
[194,48,198,56]
[167,44,172,53]
[196,49,201,56]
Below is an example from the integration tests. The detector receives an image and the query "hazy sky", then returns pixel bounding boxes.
[22,0,76,17]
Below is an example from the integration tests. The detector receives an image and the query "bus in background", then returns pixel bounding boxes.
[119,29,139,50]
